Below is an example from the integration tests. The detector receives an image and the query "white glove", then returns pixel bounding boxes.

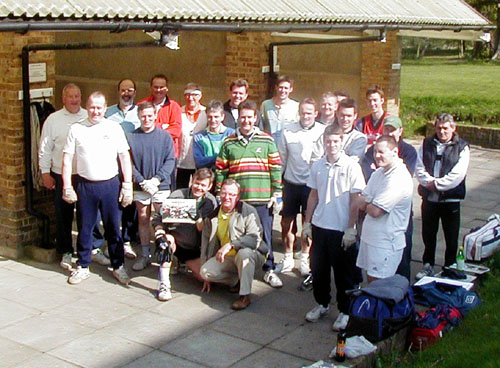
[155,228,166,239]
[342,227,357,250]
[140,178,160,196]
[62,187,77,204]
[267,195,283,215]
[119,182,133,207]
[302,222,312,240]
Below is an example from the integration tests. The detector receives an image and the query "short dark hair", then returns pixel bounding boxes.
[206,100,224,114]
[323,123,344,138]
[150,74,168,86]
[138,101,155,114]
[334,90,350,99]
[276,75,294,88]
[375,135,398,150]
[117,79,136,91]
[366,85,384,99]
[238,100,258,116]
[192,168,215,184]
[299,97,317,111]
[229,79,249,92]
[338,98,357,113]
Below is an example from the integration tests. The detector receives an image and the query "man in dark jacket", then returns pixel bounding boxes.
[415,113,469,279]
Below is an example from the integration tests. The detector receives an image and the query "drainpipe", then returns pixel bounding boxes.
[22,39,161,248]
[267,31,386,97]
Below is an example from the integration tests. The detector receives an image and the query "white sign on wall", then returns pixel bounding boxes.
[29,63,47,83]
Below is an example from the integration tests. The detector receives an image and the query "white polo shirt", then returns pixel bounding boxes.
[278,121,326,185]
[38,107,87,175]
[361,159,413,250]
[307,153,365,231]
[63,118,130,181]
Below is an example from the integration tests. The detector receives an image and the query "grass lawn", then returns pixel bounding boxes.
[400,58,500,137]
[376,252,500,368]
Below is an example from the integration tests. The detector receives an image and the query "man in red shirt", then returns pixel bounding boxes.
[356,86,389,149]
[138,74,182,158]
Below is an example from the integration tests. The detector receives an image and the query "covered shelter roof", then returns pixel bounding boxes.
[0,0,493,33]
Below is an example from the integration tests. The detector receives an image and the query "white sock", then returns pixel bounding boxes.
[159,265,171,286]
[284,252,293,260]
[300,252,309,261]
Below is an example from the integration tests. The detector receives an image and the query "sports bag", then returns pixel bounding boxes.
[408,304,462,351]
[346,286,415,342]
[463,214,500,261]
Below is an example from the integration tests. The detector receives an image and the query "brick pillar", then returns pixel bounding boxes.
[360,31,401,117]
[225,32,271,102]
[0,32,56,259]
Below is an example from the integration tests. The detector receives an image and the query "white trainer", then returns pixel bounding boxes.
[263,270,283,288]
[91,249,111,266]
[112,265,130,285]
[132,255,151,271]
[68,266,90,285]
[332,312,349,331]
[60,252,73,270]
[123,242,137,259]
[305,304,330,322]
[157,283,172,301]
[275,254,294,273]
[416,263,433,280]
[298,254,310,276]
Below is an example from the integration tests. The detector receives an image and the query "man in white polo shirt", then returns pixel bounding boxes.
[39,83,87,270]
[303,124,365,331]
[61,91,133,285]
[355,135,413,282]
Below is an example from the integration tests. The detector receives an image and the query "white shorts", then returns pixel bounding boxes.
[134,190,170,205]
[356,240,403,279]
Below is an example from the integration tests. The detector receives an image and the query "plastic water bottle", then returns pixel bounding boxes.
[456,246,465,271]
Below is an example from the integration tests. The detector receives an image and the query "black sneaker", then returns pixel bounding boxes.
[298,273,313,291]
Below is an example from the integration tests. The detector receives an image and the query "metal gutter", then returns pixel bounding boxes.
[22,39,161,248]
[1,20,496,33]
[266,31,386,97]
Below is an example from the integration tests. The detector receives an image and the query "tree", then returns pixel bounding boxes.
[466,0,499,59]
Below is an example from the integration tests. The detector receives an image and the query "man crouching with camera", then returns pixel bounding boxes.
[152,168,217,301]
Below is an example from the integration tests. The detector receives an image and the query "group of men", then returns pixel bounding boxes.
[39,74,469,318]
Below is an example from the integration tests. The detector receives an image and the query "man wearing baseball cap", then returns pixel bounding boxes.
[360,115,417,280]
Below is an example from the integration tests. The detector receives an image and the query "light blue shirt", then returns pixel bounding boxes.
[105,104,141,134]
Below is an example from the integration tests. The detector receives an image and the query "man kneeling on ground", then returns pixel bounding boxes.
[200,179,268,310]
[152,168,217,301]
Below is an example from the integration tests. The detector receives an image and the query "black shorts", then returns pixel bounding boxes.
[282,180,310,217]
[174,246,200,263]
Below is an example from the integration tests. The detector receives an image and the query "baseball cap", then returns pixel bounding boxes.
[384,115,402,129]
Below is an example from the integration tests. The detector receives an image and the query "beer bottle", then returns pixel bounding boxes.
[335,329,347,362]
[456,246,465,271]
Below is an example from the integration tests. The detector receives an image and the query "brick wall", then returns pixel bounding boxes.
[0,32,56,259]
[225,32,271,102]
[360,30,401,118]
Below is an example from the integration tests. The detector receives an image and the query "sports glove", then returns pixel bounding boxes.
[267,195,283,215]
[119,182,133,207]
[62,187,77,203]
[342,227,357,250]
[302,222,312,240]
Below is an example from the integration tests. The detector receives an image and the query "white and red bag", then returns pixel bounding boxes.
[463,214,500,261]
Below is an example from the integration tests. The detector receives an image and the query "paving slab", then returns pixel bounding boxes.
[49,330,153,368]
[14,354,82,368]
[0,336,43,368]
[160,328,261,368]
[230,347,313,368]
[121,350,208,368]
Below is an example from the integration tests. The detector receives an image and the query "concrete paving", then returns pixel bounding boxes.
[1,143,499,368]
